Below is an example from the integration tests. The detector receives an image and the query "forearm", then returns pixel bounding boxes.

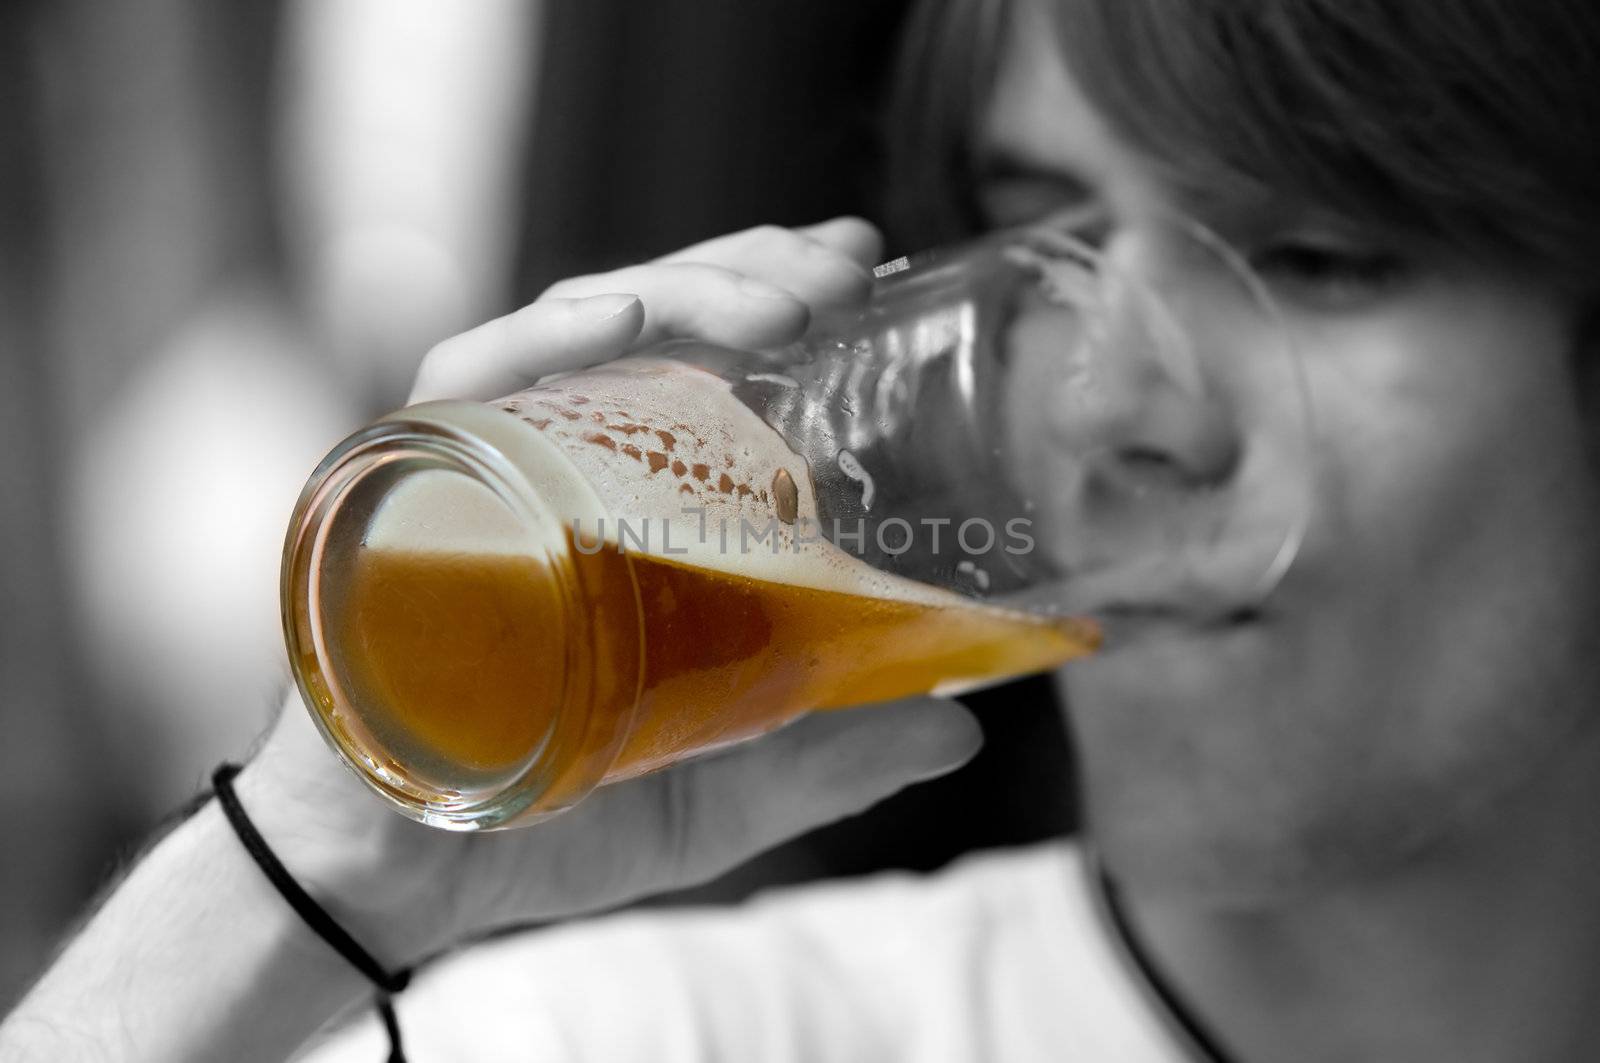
[0,616,979,1058]
[0,799,368,1063]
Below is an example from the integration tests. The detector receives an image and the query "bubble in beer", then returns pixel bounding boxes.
[772,468,799,525]
[836,448,875,509]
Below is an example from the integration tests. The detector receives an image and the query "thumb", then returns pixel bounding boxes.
[549,697,984,907]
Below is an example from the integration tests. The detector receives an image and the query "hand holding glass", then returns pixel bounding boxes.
[282,221,1312,828]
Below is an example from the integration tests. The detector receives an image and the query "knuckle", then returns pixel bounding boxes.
[836,214,877,236]
[837,214,882,240]
[728,224,811,264]
[811,215,884,257]
[743,223,793,248]
[413,342,449,384]
[816,249,873,286]
[497,304,543,349]
[538,272,605,301]
[538,277,579,301]
[675,260,740,285]
[652,768,705,884]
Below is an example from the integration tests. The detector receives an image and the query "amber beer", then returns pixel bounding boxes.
[286,358,1097,828]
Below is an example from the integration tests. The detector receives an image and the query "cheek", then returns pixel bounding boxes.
[1308,294,1593,613]
[1289,288,1600,806]
[1073,285,1600,894]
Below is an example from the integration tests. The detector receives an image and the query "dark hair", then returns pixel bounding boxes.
[884,0,1011,247]
[888,0,1600,285]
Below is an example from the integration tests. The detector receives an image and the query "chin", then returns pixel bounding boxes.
[1078,750,1471,908]
[1061,598,1414,903]
[1087,808,1341,907]
[1063,646,1379,906]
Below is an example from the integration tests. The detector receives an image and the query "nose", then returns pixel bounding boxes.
[1037,248,1243,495]
[1002,219,1311,611]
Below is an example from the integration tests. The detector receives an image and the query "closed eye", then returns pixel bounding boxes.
[1250,241,1409,309]
[974,164,1102,236]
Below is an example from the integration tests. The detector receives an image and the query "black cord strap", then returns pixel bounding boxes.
[212,762,411,1063]
[1085,847,1232,1063]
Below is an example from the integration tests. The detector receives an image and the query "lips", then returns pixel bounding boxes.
[1067,601,1267,666]
[1054,549,1272,618]
[1096,600,1264,624]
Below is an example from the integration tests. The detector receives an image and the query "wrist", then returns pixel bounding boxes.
[234,694,473,965]
[4,798,372,1063]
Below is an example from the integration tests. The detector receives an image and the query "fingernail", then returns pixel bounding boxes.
[808,243,874,283]
[901,707,985,782]
[577,293,640,322]
[908,741,983,782]
[737,277,798,302]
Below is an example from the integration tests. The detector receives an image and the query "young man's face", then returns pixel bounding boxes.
[980,0,1600,900]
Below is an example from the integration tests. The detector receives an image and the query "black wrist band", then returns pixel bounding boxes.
[212,762,411,1063]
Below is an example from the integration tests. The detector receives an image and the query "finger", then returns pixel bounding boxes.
[541,262,811,350]
[642,696,983,888]
[658,223,874,311]
[410,294,645,403]
[520,698,983,912]
[797,216,886,272]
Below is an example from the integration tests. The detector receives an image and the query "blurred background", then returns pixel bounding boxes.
[0,0,1073,1007]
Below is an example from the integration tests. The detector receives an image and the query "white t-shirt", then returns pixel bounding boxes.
[297,841,1196,1062]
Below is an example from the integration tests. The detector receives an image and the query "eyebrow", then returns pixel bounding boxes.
[969,141,1097,189]
[976,139,1309,238]
[971,129,1379,259]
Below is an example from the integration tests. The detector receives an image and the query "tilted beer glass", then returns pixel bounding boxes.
[282,221,1313,829]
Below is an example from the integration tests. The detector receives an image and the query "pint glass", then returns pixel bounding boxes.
[282,222,1312,829]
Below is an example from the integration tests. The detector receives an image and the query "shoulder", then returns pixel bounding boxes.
[296,841,1183,1062]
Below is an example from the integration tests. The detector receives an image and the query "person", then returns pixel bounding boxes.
[7,0,1600,1058]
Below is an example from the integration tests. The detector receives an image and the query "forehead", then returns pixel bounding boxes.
[974,0,1281,230]
[976,2,1123,186]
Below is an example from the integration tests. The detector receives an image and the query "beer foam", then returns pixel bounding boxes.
[491,357,971,609]
[365,467,550,557]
